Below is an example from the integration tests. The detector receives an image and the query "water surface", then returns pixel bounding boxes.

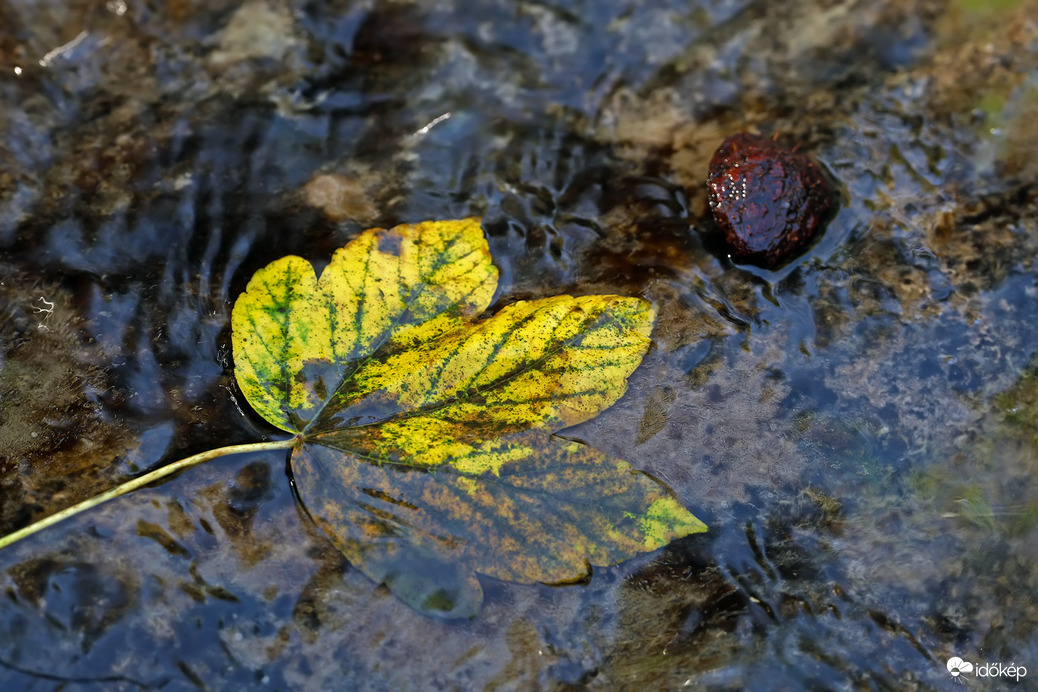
[1,0,1037,688]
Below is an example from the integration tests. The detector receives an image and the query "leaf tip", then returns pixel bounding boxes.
[640,496,707,550]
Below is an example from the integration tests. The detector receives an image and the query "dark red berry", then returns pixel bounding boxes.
[707,133,836,269]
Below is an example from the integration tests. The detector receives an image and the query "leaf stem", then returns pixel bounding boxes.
[0,438,297,552]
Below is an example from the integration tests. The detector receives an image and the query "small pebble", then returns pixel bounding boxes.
[707,132,836,269]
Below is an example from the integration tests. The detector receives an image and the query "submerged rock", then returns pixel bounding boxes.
[0,271,131,535]
[707,132,836,269]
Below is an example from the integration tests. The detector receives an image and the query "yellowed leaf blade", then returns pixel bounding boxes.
[232,218,498,432]
[311,294,655,433]
[231,256,327,432]
[292,429,706,610]
[318,218,498,363]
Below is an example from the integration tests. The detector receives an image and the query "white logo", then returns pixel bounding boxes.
[947,657,974,677]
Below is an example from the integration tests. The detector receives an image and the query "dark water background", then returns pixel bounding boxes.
[1,0,1037,689]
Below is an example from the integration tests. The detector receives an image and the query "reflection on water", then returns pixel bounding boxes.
[1,0,1037,688]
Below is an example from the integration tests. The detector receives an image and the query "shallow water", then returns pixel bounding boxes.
[1,0,1037,689]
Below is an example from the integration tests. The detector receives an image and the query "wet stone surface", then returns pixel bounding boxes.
[1,0,1038,689]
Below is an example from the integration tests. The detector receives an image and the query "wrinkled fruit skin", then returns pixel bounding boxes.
[707,132,836,269]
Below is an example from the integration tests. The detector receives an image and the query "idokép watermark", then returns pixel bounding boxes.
[947,656,1027,682]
